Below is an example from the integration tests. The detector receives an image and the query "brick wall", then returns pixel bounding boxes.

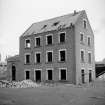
[75,11,95,84]
[19,26,76,84]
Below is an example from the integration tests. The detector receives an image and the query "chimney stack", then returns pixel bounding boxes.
[73,10,78,15]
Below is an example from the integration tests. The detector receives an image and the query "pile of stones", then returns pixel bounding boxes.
[0,80,41,88]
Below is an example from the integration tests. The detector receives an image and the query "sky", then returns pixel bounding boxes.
[0,0,105,61]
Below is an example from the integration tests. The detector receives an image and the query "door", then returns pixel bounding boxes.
[89,70,92,82]
[26,71,30,79]
[81,69,85,83]
[48,70,53,80]
[60,69,66,80]
[12,65,16,81]
[35,70,41,82]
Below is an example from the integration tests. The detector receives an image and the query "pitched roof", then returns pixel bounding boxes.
[22,10,85,37]
[7,55,20,62]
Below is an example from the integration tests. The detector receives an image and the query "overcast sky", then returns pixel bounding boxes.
[0,0,105,61]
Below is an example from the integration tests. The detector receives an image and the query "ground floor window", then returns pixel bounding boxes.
[35,70,41,82]
[81,69,85,83]
[89,70,92,82]
[60,68,67,80]
[47,69,53,80]
[25,70,30,80]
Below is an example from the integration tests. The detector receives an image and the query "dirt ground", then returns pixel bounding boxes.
[0,80,105,105]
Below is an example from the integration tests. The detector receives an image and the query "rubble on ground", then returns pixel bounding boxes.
[0,80,41,88]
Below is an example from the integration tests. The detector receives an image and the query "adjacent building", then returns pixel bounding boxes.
[7,10,95,84]
[0,54,7,72]
[95,61,105,78]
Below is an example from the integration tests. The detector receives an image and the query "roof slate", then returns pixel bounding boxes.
[7,55,20,62]
[22,10,85,37]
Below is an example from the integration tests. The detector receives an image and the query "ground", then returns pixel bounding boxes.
[0,80,105,105]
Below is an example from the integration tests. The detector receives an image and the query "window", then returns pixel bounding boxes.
[83,19,87,29]
[80,33,84,42]
[89,70,92,82]
[60,68,67,80]
[25,54,31,64]
[59,49,66,62]
[59,32,66,43]
[81,69,85,83]
[87,37,91,46]
[46,51,53,63]
[25,70,30,80]
[35,52,41,63]
[46,69,53,80]
[25,39,31,48]
[81,50,85,62]
[88,52,92,63]
[35,37,41,47]
[46,34,53,45]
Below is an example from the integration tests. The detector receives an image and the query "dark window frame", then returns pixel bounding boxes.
[83,19,87,29]
[80,33,84,42]
[47,69,53,80]
[25,70,30,80]
[88,37,91,46]
[35,70,41,82]
[35,36,41,47]
[88,52,92,63]
[25,54,31,64]
[46,51,53,63]
[46,34,53,45]
[59,49,66,62]
[60,68,67,80]
[81,69,85,83]
[25,39,31,48]
[35,52,41,64]
[89,70,92,82]
[59,32,66,43]
[81,50,85,62]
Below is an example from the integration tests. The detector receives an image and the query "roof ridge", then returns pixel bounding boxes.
[33,10,84,25]
[22,10,85,36]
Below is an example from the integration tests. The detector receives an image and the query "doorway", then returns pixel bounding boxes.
[25,71,30,80]
[81,69,85,83]
[12,65,16,81]
[60,69,67,80]
[47,70,53,80]
[89,70,92,82]
[35,70,41,82]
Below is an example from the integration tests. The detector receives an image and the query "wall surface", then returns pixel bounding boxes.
[7,60,22,81]
[19,27,76,83]
[75,11,95,84]
[7,11,95,84]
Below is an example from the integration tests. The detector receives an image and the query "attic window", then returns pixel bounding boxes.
[42,25,47,29]
[83,20,87,29]
[52,21,59,26]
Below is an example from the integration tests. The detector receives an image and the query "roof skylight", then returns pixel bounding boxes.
[52,21,59,26]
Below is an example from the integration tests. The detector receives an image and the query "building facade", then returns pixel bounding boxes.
[7,10,95,84]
